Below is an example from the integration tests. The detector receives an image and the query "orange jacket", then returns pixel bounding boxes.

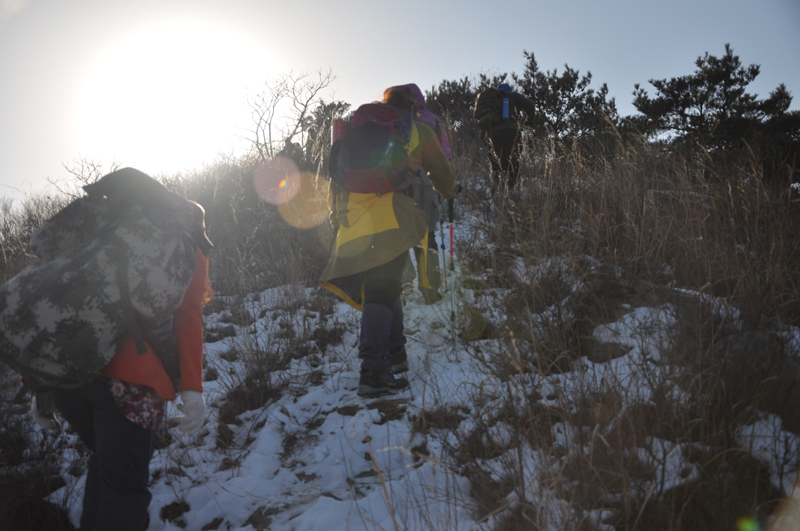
[101,248,207,400]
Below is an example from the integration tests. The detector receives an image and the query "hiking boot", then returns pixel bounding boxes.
[357,370,409,397]
[388,346,409,374]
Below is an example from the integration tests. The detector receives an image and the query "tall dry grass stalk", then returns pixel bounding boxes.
[459,129,800,329]
[439,129,800,530]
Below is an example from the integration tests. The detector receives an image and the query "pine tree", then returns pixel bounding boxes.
[513,50,618,141]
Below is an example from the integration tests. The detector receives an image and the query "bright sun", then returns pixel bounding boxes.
[74,20,277,174]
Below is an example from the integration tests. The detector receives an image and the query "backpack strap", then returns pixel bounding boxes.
[405,122,420,155]
[116,246,148,355]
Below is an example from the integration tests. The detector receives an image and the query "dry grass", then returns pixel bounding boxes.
[437,129,800,530]
[0,127,798,530]
[0,379,78,530]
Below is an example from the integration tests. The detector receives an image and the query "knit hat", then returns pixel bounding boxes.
[497,83,512,93]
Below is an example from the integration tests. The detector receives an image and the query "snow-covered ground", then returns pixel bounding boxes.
[39,219,800,531]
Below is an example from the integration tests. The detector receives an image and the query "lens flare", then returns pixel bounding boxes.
[276,172,329,229]
[253,157,300,205]
[737,517,759,531]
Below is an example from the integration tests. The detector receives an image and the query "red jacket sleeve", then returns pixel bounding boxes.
[173,248,208,393]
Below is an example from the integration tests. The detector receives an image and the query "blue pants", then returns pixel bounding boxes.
[53,379,154,531]
[359,252,408,371]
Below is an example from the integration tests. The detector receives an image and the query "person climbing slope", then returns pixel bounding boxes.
[19,168,213,531]
[474,82,537,193]
[321,85,457,396]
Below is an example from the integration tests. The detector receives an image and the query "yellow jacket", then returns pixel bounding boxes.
[320,121,456,309]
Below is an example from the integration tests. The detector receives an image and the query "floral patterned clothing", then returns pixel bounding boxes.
[107,378,166,431]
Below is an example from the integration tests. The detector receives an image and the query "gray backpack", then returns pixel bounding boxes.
[0,168,212,392]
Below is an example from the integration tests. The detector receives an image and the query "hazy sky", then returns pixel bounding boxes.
[1,0,798,198]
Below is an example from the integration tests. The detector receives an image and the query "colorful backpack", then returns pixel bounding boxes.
[0,168,212,392]
[330,103,417,193]
[473,88,507,129]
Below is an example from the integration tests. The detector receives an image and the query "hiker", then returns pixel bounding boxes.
[474,82,537,193]
[26,169,213,531]
[320,85,457,396]
[403,82,451,304]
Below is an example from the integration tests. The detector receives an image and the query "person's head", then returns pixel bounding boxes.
[401,83,426,111]
[497,83,512,93]
[382,85,417,112]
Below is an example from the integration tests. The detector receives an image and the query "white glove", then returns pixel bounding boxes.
[31,394,61,431]
[175,390,205,435]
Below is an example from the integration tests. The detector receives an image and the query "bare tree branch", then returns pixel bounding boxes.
[247,69,337,161]
[47,157,121,199]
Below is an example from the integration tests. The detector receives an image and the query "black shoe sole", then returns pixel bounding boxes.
[357,385,395,397]
[357,381,410,397]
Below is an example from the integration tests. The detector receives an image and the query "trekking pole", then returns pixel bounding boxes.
[448,197,456,345]
[514,126,530,190]
[439,197,447,293]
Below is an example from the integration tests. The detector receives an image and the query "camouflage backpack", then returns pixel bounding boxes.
[0,168,213,392]
[473,88,506,129]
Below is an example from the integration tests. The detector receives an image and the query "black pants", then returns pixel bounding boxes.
[53,379,155,531]
[488,128,522,193]
[359,252,408,371]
